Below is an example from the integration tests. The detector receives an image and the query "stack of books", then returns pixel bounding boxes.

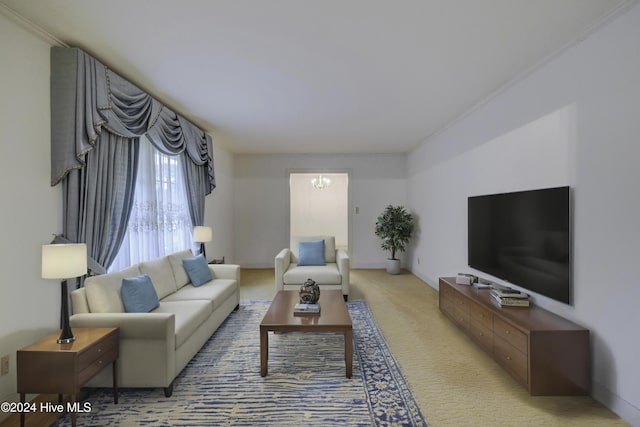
[293,303,321,316]
[490,287,530,307]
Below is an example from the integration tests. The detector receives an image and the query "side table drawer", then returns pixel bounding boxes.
[78,333,119,369]
[79,347,118,386]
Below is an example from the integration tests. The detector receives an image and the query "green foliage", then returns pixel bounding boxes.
[374,205,414,260]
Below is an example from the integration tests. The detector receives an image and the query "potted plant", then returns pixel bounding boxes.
[375,205,414,274]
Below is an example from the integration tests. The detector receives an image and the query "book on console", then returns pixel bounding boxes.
[491,293,530,307]
[490,288,529,299]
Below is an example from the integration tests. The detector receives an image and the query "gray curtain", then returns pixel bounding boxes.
[51,47,215,272]
[63,132,139,270]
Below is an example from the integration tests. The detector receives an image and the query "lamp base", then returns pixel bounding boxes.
[57,280,75,345]
[57,336,76,344]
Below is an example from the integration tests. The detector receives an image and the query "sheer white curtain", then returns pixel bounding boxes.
[109,137,194,272]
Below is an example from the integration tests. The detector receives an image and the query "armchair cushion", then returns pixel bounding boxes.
[291,236,336,263]
[297,240,326,266]
[283,264,342,285]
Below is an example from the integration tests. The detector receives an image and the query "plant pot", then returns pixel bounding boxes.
[385,258,401,275]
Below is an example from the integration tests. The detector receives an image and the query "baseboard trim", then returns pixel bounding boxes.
[592,381,640,427]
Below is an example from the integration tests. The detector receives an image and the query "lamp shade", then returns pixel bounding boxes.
[42,243,88,279]
[193,226,212,243]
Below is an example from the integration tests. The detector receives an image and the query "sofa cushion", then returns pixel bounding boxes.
[121,273,160,313]
[297,240,326,266]
[84,264,142,313]
[283,263,342,285]
[163,279,238,311]
[168,249,195,288]
[182,254,213,286]
[139,256,178,299]
[152,300,212,349]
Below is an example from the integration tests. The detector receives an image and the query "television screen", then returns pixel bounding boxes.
[468,186,571,304]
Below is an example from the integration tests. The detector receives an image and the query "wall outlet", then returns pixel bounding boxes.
[0,355,8,376]
[417,257,420,264]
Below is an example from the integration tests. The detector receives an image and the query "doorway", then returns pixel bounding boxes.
[289,172,349,251]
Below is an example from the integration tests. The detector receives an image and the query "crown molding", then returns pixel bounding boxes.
[0,3,68,47]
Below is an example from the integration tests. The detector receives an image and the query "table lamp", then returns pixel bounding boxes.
[41,243,87,344]
[193,226,212,260]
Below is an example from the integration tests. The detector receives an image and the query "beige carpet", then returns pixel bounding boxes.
[241,268,629,427]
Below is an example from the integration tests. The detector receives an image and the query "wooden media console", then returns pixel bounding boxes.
[439,277,590,395]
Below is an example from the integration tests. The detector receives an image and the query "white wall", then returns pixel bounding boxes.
[407,4,640,425]
[290,173,349,248]
[203,138,235,263]
[0,13,62,411]
[233,154,407,268]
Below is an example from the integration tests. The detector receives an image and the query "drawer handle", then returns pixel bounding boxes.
[479,333,484,337]
[505,330,510,334]
[98,348,102,353]
[98,360,103,365]
[506,356,512,361]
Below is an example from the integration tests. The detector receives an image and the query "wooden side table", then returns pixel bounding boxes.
[17,327,119,427]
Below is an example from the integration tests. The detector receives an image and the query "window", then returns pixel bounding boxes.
[109,137,193,271]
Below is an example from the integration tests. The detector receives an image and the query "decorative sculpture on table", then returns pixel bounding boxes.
[299,278,320,304]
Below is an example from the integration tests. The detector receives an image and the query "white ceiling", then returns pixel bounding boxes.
[0,0,633,154]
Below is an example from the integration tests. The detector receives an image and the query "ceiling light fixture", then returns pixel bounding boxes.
[311,175,331,190]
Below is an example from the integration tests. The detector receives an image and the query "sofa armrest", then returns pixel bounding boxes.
[209,264,240,282]
[70,312,175,342]
[336,249,350,295]
[275,248,291,291]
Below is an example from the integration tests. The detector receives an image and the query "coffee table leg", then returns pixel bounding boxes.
[260,327,268,376]
[345,328,353,378]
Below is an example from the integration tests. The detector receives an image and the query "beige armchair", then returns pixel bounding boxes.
[275,236,350,301]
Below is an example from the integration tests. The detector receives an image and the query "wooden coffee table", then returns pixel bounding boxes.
[260,290,353,378]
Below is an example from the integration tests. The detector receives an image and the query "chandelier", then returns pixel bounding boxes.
[311,175,331,190]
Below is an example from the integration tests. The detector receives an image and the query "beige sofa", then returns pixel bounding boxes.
[275,236,350,300]
[70,249,240,397]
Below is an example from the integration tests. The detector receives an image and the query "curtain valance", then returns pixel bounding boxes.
[50,47,215,192]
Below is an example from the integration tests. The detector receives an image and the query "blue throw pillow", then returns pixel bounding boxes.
[121,273,160,313]
[182,254,213,287]
[298,240,326,266]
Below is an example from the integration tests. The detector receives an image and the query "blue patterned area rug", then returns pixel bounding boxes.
[54,300,427,426]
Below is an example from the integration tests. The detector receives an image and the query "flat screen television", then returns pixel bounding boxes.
[468,186,571,304]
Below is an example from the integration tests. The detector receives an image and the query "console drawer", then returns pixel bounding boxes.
[494,316,527,354]
[452,305,469,330]
[469,301,493,330]
[494,335,528,384]
[469,321,493,353]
